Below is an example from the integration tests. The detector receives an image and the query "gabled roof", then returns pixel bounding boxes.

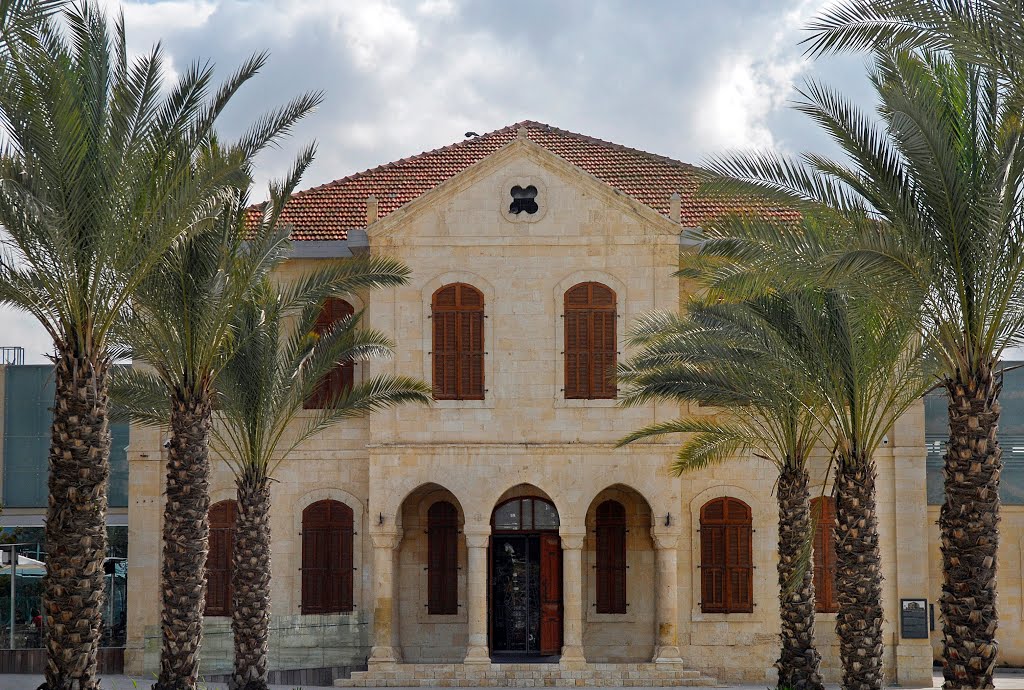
[270,120,793,241]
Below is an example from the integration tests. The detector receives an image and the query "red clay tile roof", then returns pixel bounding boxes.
[269,120,794,241]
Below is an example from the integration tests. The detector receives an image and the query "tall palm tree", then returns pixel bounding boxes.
[617,301,827,690]
[697,50,1024,689]
[214,278,430,690]
[110,134,327,688]
[0,4,264,688]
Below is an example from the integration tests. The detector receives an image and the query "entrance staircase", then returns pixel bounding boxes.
[334,662,719,687]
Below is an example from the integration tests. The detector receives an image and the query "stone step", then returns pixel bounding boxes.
[335,662,718,688]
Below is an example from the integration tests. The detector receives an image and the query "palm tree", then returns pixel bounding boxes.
[804,0,1024,85]
[697,50,1024,689]
[0,0,68,55]
[617,301,827,690]
[620,214,933,689]
[0,4,265,688]
[214,278,430,690]
[110,135,327,688]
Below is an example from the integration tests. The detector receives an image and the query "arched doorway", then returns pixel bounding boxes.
[490,496,561,658]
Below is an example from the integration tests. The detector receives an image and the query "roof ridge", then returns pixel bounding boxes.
[521,120,702,179]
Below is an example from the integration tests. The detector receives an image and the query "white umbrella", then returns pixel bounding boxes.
[0,552,46,575]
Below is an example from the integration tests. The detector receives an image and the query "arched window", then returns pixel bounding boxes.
[564,282,616,399]
[427,501,459,614]
[699,497,753,613]
[206,500,237,617]
[595,500,627,613]
[301,500,354,614]
[812,496,838,613]
[304,298,355,409]
[432,284,484,400]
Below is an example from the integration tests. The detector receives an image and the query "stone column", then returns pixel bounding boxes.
[368,530,401,669]
[559,531,586,666]
[652,531,684,664]
[889,403,934,688]
[464,529,491,665]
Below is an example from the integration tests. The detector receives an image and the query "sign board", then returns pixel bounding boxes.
[901,599,929,639]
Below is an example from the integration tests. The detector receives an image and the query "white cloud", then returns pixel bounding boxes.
[416,0,456,17]
[691,0,829,153]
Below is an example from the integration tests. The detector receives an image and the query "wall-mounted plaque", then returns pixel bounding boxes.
[901,599,929,639]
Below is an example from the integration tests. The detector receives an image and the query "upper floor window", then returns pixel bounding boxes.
[595,500,627,614]
[301,500,354,614]
[304,298,355,409]
[432,284,484,400]
[205,500,236,617]
[427,501,459,615]
[699,497,753,614]
[812,496,838,613]
[564,282,616,399]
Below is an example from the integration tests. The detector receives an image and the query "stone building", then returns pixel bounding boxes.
[125,121,1006,686]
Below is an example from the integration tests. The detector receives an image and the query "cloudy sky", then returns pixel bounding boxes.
[4,0,877,363]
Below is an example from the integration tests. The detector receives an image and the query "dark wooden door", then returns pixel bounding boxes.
[539,533,562,655]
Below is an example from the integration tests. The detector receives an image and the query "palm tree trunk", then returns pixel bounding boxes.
[940,369,1001,689]
[40,353,111,690]
[155,394,213,690]
[776,466,824,690]
[834,455,883,690]
[230,468,272,690]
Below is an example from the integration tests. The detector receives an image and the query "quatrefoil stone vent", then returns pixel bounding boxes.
[509,185,538,215]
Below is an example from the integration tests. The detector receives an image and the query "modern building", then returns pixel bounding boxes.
[123,121,1021,686]
[0,353,130,654]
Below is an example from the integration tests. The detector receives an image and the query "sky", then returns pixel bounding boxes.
[2,0,879,364]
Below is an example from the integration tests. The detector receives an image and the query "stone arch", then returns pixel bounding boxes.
[390,481,469,530]
[483,482,566,529]
[582,484,656,661]
[396,482,469,662]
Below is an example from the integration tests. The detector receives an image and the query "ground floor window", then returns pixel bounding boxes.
[301,499,354,614]
[427,501,458,614]
[812,496,839,613]
[206,500,237,617]
[699,496,753,613]
[595,500,626,614]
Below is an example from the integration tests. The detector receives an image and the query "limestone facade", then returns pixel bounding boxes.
[125,131,963,685]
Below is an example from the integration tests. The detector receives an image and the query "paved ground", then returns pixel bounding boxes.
[1,674,1023,690]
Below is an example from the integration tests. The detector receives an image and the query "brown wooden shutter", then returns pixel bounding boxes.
[700,497,753,613]
[304,298,356,409]
[432,284,484,400]
[595,500,627,614]
[812,497,838,613]
[205,500,237,617]
[302,500,354,614]
[564,282,616,399]
[427,501,459,614]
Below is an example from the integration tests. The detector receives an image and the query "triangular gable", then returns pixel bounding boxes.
[366,135,683,240]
